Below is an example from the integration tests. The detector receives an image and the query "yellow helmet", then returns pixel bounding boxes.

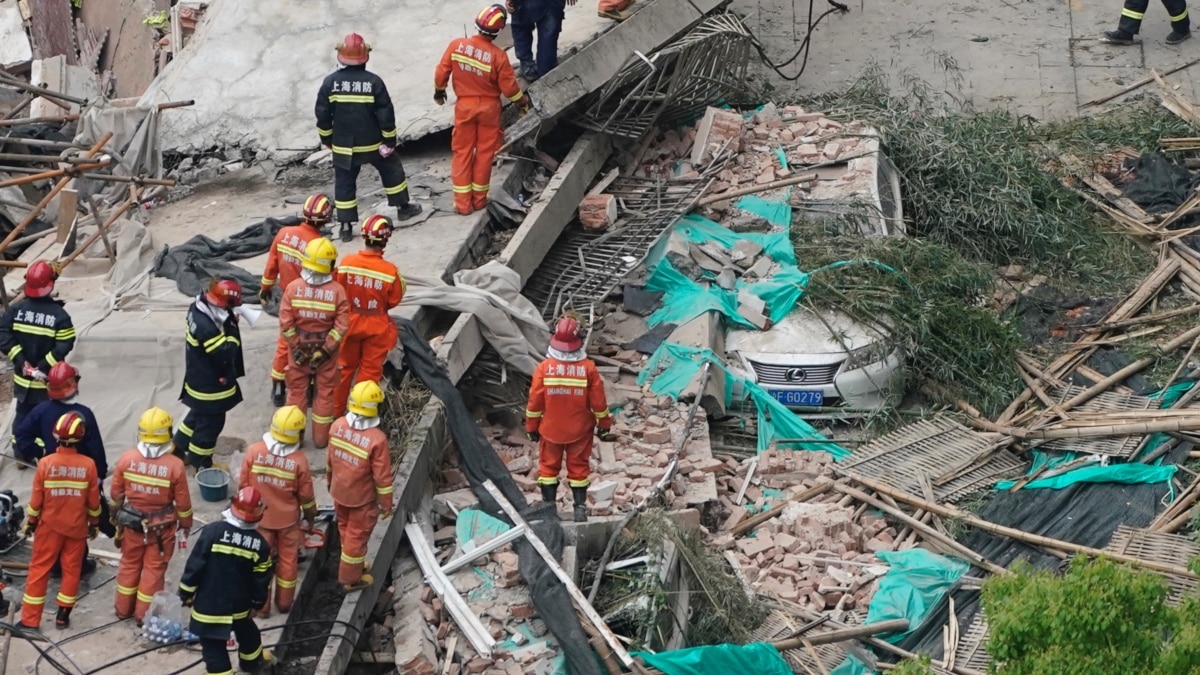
[270,405,308,444]
[137,407,174,445]
[302,237,338,274]
[347,380,385,418]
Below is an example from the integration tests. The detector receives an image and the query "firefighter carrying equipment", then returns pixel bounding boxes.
[21,440,101,629]
[241,432,317,614]
[46,361,79,400]
[280,268,350,450]
[110,442,192,622]
[333,245,405,417]
[315,58,418,223]
[262,216,328,385]
[0,292,75,429]
[179,513,272,675]
[526,350,612,489]
[435,30,529,215]
[328,412,393,586]
[176,293,245,468]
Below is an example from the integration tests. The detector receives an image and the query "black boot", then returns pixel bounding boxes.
[271,380,286,407]
[1103,29,1135,45]
[55,607,71,629]
[571,487,588,522]
[1168,28,1192,45]
[540,484,557,514]
[396,203,423,221]
[339,221,354,242]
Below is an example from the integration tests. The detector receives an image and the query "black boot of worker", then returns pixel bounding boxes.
[396,203,423,221]
[1168,28,1192,44]
[571,487,588,522]
[271,380,286,408]
[55,607,71,629]
[540,484,557,515]
[1103,29,1135,44]
[339,221,354,243]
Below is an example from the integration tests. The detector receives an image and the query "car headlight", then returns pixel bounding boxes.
[843,341,892,371]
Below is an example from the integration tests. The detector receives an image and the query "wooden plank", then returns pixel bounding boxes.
[404,523,496,658]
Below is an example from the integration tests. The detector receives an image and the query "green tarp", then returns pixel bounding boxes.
[633,642,791,675]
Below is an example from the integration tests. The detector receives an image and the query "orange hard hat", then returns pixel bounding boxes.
[361,215,393,247]
[47,361,80,400]
[302,193,333,225]
[53,411,86,445]
[475,5,508,36]
[336,33,371,66]
[24,260,56,298]
[231,486,266,524]
[550,316,583,352]
[205,278,243,309]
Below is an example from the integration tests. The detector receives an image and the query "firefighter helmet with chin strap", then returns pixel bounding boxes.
[302,193,333,226]
[361,215,393,247]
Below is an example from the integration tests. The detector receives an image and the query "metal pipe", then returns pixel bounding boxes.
[0,113,80,128]
[0,71,88,105]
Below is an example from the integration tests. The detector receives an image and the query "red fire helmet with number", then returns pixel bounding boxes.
[205,279,243,309]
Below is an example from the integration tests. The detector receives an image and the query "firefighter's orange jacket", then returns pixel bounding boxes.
[279,278,350,355]
[241,441,317,531]
[335,250,405,320]
[28,445,101,539]
[327,418,394,511]
[525,357,612,444]
[260,225,322,292]
[110,449,194,530]
[435,35,527,107]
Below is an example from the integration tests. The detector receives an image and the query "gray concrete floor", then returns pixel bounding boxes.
[733,0,1200,118]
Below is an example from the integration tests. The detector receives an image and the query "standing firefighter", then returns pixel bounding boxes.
[280,237,350,449]
[316,33,422,243]
[327,381,393,591]
[333,215,405,417]
[434,5,531,215]
[111,407,193,623]
[21,412,101,630]
[179,487,274,675]
[1104,0,1190,44]
[240,406,317,616]
[0,260,75,461]
[261,194,335,406]
[526,317,614,522]
[175,279,246,469]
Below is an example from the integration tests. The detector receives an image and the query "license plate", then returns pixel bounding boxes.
[769,389,824,406]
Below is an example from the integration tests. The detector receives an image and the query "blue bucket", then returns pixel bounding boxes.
[195,468,230,502]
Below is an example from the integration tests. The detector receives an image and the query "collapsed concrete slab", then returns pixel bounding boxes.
[138,0,613,154]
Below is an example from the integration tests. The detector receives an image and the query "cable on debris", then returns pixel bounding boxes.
[745,0,850,81]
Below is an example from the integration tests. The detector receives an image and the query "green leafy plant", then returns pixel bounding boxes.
[890,656,937,674]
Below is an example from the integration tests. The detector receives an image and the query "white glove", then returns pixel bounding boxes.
[31,369,47,381]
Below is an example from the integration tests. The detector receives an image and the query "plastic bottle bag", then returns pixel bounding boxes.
[141,591,186,644]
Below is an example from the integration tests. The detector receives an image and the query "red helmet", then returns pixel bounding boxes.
[231,486,266,524]
[25,260,57,298]
[302,193,333,225]
[475,4,508,36]
[53,411,86,445]
[336,33,371,66]
[361,215,393,247]
[550,316,583,352]
[47,362,80,400]
[205,279,243,308]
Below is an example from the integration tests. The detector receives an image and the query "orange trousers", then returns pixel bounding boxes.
[258,525,302,614]
[22,529,86,628]
[536,436,593,488]
[334,318,397,417]
[286,350,340,449]
[115,525,176,621]
[270,335,289,382]
[451,96,502,215]
[335,502,378,586]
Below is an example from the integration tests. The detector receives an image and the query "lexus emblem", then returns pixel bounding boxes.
[785,367,806,382]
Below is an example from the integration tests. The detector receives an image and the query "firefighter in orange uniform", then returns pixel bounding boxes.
[260,194,334,407]
[21,412,101,629]
[280,237,350,449]
[525,317,614,522]
[327,381,393,591]
[240,405,317,616]
[111,407,193,623]
[333,216,405,417]
[434,5,531,215]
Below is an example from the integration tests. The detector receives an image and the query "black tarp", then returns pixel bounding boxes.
[1123,152,1197,215]
[397,318,603,675]
[151,216,301,304]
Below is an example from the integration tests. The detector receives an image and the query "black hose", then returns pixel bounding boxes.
[748,0,850,82]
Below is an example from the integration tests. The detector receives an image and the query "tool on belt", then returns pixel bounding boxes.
[115,504,177,555]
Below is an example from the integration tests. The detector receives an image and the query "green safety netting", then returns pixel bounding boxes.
[633,642,792,675]
[637,341,848,459]
[455,508,511,547]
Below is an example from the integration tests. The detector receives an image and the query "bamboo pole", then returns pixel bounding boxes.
[1082,59,1200,107]
[0,113,80,127]
[0,94,33,121]
[770,619,910,651]
[832,484,1008,575]
[846,474,1198,579]
[697,172,818,206]
[0,133,112,256]
[1080,303,1200,331]
[0,167,66,189]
